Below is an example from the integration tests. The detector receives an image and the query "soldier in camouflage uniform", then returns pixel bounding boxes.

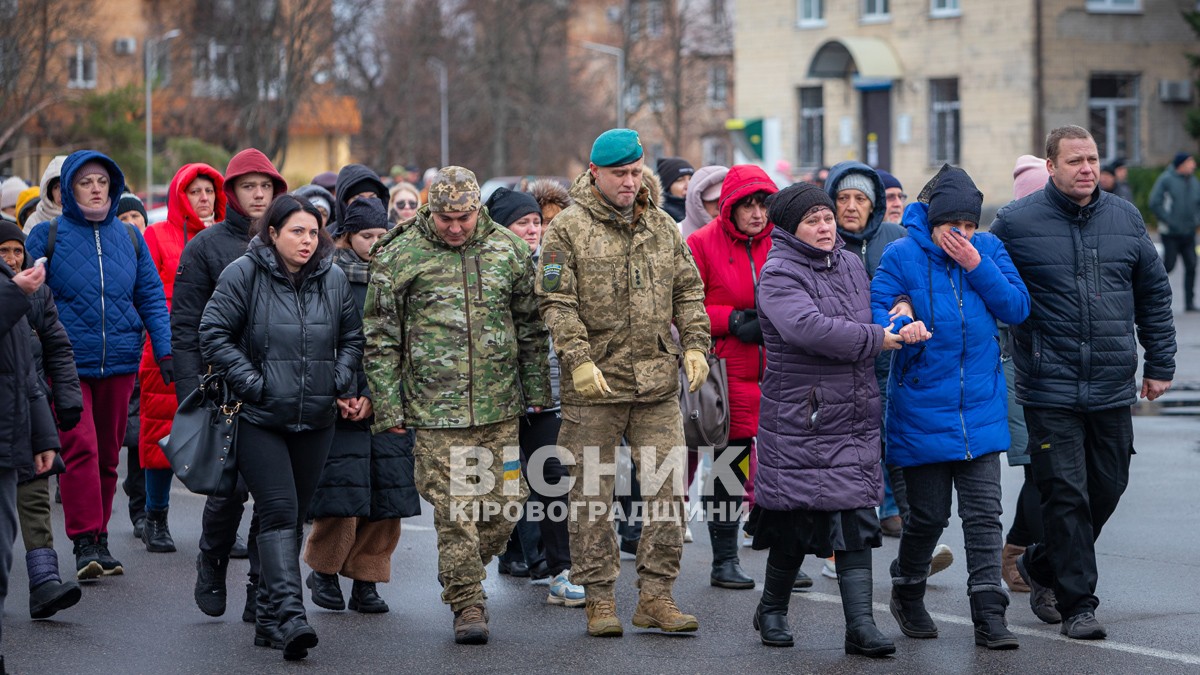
[537,129,712,637]
[362,166,551,645]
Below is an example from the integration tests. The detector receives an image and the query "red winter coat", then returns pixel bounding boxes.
[138,163,226,468]
[686,165,778,439]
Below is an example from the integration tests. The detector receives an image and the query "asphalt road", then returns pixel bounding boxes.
[4,266,1198,675]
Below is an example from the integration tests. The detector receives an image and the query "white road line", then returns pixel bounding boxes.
[799,591,1200,666]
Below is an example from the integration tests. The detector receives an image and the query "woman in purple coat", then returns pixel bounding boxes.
[749,183,904,657]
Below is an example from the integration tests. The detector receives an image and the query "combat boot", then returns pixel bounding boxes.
[453,604,489,645]
[632,594,699,633]
[585,597,623,637]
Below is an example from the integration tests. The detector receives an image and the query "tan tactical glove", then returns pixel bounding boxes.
[684,349,710,393]
[571,361,614,399]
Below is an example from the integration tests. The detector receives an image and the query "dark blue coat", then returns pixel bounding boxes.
[25,151,171,378]
[871,202,1030,467]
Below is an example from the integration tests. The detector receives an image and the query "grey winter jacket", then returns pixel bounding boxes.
[1149,167,1200,236]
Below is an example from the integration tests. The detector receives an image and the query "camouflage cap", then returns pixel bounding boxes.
[427,166,481,213]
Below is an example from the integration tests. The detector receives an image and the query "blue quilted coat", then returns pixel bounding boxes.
[869,202,1030,468]
[25,151,171,378]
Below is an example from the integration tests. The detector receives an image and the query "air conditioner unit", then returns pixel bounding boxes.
[1158,79,1193,103]
[113,37,137,56]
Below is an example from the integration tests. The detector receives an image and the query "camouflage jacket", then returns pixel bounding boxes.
[363,205,551,431]
[537,171,710,405]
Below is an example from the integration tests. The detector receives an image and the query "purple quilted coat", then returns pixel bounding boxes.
[755,226,886,513]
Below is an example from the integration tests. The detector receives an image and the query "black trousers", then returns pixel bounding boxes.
[236,421,334,534]
[1005,465,1044,547]
[701,437,751,523]
[199,477,260,582]
[1162,232,1197,307]
[517,410,571,576]
[1023,406,1133,618]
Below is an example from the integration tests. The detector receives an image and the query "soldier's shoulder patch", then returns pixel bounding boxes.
[542,250,564,292]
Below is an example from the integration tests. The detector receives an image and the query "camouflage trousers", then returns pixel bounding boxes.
[414,419,527,612]
[559,399,687,600]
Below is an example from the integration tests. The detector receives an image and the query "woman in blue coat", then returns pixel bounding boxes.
[870,165,1030,651]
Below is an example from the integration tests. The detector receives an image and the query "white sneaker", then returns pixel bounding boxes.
[929,544,954,577]
[547,570,586,607]
[741,529,754,548]
[821,556,838,579]
[684,522,694,543]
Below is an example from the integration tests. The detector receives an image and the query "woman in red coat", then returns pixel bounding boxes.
[686,164,778,590]
[137,163,226,552]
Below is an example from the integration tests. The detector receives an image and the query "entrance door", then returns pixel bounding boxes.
[860,88,892,171]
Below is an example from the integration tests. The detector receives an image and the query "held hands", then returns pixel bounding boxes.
[939,229,981,272]
[1140,378,1172,402]
[684,349,710,392]
[571,361,614,399]
[337,396,373,421]
[882,322,905,351]
[889,300,914,323]
[12,266,45,295]
[898,320,933,345]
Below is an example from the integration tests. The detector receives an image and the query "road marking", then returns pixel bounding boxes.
[799,591,1200,666]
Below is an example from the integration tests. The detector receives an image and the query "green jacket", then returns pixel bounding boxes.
[537,171,710,405]
[363,205,551,431]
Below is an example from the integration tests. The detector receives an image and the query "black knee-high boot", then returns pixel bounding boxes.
[838,551,896,658]
[257,529,318,660]
[710,521,754,589]
[753,563,797,646]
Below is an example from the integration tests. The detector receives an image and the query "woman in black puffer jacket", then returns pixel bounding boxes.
[200,195,364,661]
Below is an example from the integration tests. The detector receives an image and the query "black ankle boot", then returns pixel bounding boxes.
[840,568,896,657]
[709,522,755,589]
[242,578,257,623]
[306,570,346,610]
[970,590,1019,650]
[194,553,228,617]
[890,580,938,638]
[349,581,390,614]
[142,509,176,553]
[753,564,796,647]
[258,529,318,661]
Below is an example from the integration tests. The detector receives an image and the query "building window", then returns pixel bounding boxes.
[930,0,960,18]
[192,39,237,98]
[647,70,665,112]
[627,1,643,39]
[0,0,17,19]
[624,80,641,113]
[647,0,664,37]
[862,0,890,22]
[707,65,728,109]
[799,86,824,169]
[929,78,960,165]
[702,134,729,166]
[1085,0,1141,13]
[1089,73,1140,163]
[798,0,825,26]
[67,40,97,89]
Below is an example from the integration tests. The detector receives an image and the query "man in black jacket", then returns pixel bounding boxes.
[172,148,287,624]
[990,125,1176,641]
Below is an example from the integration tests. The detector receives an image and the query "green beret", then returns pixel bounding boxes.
[590,128,644,167]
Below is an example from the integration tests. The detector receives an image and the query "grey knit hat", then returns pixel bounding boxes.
[835,172,875,207]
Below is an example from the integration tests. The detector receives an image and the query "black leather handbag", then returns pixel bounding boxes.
[160,370,241,496]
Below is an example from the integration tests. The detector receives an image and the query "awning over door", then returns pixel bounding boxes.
[806,37,903,80]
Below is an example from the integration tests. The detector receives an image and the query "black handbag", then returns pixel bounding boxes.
[160,370,241,496]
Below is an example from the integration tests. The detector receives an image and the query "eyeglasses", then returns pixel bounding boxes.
[886,193,908,201]
[394,200,419,209]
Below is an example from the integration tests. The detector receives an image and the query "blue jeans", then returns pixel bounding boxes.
[144,468,173,511]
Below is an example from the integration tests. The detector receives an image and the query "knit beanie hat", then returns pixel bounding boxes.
[835,172,875,207]
[1,177,29,210]
[1012,155,1050,200]
[766,182,835,235]
[0,219,25,247]
[340,197,389,234]
[876,169,902,191]
[656,157,694,191]
[294,184,334,218]
[590,129,644,167]
[117,192,147,222]
[923,164,983,226]
[76,161,110,184]
[485,187,541,228]
[312,171,338,191]
[1174,152,1194,169]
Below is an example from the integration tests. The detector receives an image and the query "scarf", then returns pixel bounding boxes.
[334,247,370,285]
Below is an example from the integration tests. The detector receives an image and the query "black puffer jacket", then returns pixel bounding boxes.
[27,283,81,413]
[990,181,1176,411]
[172,208,255,402]
[1,267,56,474]
[199,237,364,432]
[309,248,420,521]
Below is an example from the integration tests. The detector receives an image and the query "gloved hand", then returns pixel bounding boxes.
[730,309,762,344]
[684,349,710,393]
[56,406,83,432]
[571,361,613,399]
[158,356,175,386]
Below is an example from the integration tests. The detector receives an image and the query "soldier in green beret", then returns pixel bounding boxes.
[537,128,712,637]
[362,166,551,645]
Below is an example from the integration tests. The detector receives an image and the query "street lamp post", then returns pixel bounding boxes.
[428,58,449,168]
[145,29,181,206]
[581,41,625,129]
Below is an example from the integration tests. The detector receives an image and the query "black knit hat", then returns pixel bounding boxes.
[656,157,694,191]
[766,182,835,234]
[0,219,25,246]
[921,164,983,227]
[485,187,541,228]
[117,192,147,222]
[340,197,389,234]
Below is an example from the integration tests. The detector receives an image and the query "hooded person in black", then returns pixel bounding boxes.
[330,165,388,238]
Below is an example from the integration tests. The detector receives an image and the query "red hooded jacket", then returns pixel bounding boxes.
[138,163,226,469]
[686,165,778,439]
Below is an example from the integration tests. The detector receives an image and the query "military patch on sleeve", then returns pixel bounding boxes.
[542,251,564,292]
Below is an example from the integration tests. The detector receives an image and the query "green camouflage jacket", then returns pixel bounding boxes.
[363,205,551,431]
[537,171,710,405]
